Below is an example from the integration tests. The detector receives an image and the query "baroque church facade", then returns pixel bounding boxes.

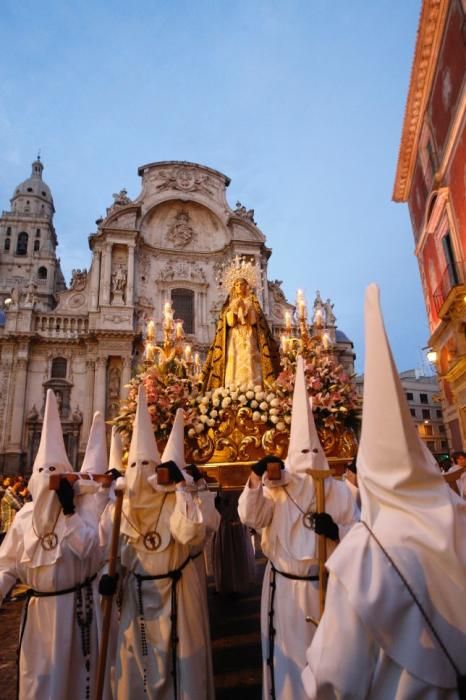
[0,158,355,473]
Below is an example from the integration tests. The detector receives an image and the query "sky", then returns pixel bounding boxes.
[0,0,430,374]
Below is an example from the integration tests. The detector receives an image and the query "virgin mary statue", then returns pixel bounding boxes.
[201,259,281,391]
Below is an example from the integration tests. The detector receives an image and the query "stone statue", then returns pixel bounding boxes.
[112,188,131,206]
[234,201,255,224]
[167,212,195,248]
[108,366,121,399]
[202,277,280,390]
[24,280,37,306]
[111,266,127,294]
[72,405,83,424]
[325,298,336,327]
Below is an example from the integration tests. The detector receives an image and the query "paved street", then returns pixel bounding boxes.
[0,562,264,699]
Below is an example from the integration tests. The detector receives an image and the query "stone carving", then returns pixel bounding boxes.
[269,280,286,304]
[156,167,214,195]
[72,405,83,424]
[68,293,86,309]
[103,314,131,324]
[70,269,87,291]
[234,201,256,224]
[108,366,121,400]
[166,211,196,248]
[139,252,151,278]
[111,265,127,304]
[27,404,39,421]
[24,280,38,306]
[112,188,131,207]
[159,260,206,283]
[10,285,21,308]
[325,298,336,326]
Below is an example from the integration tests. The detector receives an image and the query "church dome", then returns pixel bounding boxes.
[11,157,55,213]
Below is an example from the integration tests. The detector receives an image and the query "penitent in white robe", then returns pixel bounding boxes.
[114,489,214,700]
[0,502,102,700]
[238,472,358,700]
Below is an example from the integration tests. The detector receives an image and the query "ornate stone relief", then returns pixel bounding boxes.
[111,265,127,304]
[234,201,256,224]
[166,211,196,248]
[70,269,88,291]
[159,260,206,283]
[156,166,215,196]
[103,313,131,324]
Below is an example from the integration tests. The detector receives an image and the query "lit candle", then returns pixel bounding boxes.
[175,321,184,339]
[285,311,292,333]
[281,335,288,353]
[146,320,155,341]
[184,344,192,361]
[322,333,330,349]
[164,302,173,322]
[194,352,200,370]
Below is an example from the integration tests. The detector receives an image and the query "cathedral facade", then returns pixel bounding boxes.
[0,158,355,473]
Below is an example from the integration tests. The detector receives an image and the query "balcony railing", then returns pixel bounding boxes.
[34,314,89,338]
[433,261,465,315]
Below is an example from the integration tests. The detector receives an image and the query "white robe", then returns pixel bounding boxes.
[0,502,102,700]
[302,523,466,699]
[114,489,214,700]
[238,472,358,700]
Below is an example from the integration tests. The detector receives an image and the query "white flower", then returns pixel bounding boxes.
[260,401,268,411]
[213,398,220,407]
[239,384,247,393]
[207,418,215,427]
[200,415,209,423]
[285,415,291,424]
[256,391,266,401]
[230,391,238,401]
[195,424,204,433]
[250,400,258,409]
[199,405,208,414]
[246,390,255,400]
[222,388,229,397]
[239,395,248,405]
[270,415,279,424]
[254,385,262,393]
[269,407,278,416]
[221,397,231,408]
[270,398,279,408]
[201,396,210,405]
[276,421,286,431]
[188,428,195,438]
[267,393,275,403]
[210,409,218,418]
[252,411,261,421]
[260,414,268,423]
[205,391,212,399]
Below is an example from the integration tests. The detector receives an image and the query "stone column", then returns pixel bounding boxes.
[80,360,96,455]
[121,356,132,400]
[89,252,101,310]
[93,357,107,416]
[126,245,135,305]
[9,355,29,452]
[100,243,112,306]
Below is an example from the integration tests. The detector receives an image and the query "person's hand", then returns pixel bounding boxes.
[56,478,75,516]
[157,461,184,484]
[98,573,119,596]
[252,455,284,477]
[106,468,122,481]
[314,512,339,541]
[185,464,204,482]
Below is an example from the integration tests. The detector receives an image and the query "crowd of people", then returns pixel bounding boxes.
[0,283,465,700]
[0,476,30,545]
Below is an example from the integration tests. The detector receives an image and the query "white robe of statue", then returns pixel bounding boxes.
[0,503,102,700]
[238,472,357,700]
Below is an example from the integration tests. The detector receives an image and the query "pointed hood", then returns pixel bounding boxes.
[26,389,72,566]
[343,283,466,686]
[161,408,186,469]
[285,355,329,474]
[80,412,108,475]
[109,426,124,472]
[121,385,161,536]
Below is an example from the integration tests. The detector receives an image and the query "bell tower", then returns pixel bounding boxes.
[0,156,66,310]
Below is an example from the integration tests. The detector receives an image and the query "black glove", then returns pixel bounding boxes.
[252,455,285,477]
[185,464,204,482]
[106,468,122,481]
[314,512,339,541]
[56,478,75,516]
[98,573,119,596]
[157,460,184,484]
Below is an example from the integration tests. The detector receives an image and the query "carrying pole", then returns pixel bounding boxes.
[306,468,334,618]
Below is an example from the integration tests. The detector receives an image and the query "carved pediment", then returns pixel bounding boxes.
[159,260,207,283]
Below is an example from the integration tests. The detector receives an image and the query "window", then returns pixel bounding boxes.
[420,393,428,404]
[27,187,33,192]
[442,233,459,286]
[439,424,445,434]
[6,227,11,235]
[171,288,194,334]
[51,357,67,379]
[16,232,29,255]
[36,229,41,238]
[436,409,442,418]
[424,424,433,436]
[406,392,414,401]
[441,440,448,451]
[410,408,416,417]
[34,240,40,252]
[422,408,430,419]
[4,238,10,252]
[38,266,47,279]
[426,441,435,451]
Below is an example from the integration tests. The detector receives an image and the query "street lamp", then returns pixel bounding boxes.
[426,349,438,363]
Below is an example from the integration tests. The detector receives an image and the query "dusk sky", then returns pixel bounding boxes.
[0,0,428,373]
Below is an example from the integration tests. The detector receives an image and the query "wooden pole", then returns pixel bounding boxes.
[306,468,334,618]
[94,487,124,700]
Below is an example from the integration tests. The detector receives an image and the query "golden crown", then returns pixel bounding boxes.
[218,255,262,294]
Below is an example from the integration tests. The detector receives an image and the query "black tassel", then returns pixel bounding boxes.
[458,674,466,700]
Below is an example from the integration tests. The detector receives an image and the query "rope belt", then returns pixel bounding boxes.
[134,555,191,699]
[190,550,203,561]
[17,573,97,700]
[267,563,319,700]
